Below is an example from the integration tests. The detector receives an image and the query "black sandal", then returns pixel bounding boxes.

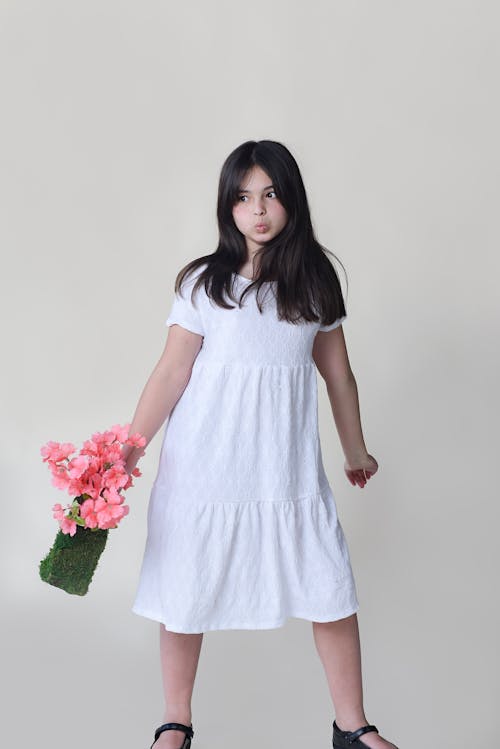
[150,722,194,749]
[332,719,399,748]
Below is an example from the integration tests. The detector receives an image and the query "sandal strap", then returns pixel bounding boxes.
[154,722,194,742]
[343,724,379,744]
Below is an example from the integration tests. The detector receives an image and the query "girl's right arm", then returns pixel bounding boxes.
[120,325,203,474]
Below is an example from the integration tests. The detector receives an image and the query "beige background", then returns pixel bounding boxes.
[1,2,498,747]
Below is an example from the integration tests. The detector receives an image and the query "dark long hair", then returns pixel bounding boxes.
[174,139,348,325]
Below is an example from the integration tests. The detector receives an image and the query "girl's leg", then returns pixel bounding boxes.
[155,625,203,749]
[312,614,397,749]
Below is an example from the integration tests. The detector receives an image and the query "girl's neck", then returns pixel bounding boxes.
[238,248,263,280]
[237,264,258,281]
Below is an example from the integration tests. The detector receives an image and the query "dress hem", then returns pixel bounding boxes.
[131,602,360,634]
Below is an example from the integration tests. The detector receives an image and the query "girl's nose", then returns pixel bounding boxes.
[254,201,265,215]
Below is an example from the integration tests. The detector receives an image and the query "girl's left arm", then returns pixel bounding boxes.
[312,326,378,488]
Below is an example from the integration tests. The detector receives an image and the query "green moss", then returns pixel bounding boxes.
[39,525,109,596]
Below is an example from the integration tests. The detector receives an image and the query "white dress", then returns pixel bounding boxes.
[132,264,359,633]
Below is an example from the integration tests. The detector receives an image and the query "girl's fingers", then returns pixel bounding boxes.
[350,471,360,487]
[346,468,373,487]
[347,468,374,487]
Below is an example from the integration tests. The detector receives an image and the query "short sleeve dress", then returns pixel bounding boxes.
[132,264,359,633]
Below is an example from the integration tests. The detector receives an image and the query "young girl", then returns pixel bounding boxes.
[121,140,399,749]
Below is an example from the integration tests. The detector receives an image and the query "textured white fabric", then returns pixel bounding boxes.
[132,266,359,633]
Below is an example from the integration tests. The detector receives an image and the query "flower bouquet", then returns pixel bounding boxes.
[39,423,146,596]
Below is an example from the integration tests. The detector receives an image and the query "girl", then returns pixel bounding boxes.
[121,140,399,749]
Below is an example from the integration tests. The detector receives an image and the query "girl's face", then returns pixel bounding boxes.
[232,166,288,254]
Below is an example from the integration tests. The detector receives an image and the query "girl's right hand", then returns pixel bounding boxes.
[344,453,378,488]
[121,445,146,476]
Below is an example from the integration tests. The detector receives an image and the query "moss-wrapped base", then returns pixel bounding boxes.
[39,525,109,596]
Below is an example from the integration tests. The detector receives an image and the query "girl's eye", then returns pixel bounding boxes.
[237,191,277,202]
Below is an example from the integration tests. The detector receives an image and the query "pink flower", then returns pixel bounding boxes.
[74,474,100,500]
[85,495,123,529]
[91,430,117,448]
[103,445,123,466]
[110,423,131,443]
[102,487,123,505]
[126,432,147,448]
[52,503,65,521]
[43,423,146,535]
[102,465,129,492]
[80,499,99,529]
[80,472,103,500]
[80,438,99,457]
[96,505,113,529]
[94,497,107,513]
[60,516,77,536]
[41,441,76,463]
[67,455,90,479]
[97,502,129,530]
[50,465,71,491]
[111,503,129,523]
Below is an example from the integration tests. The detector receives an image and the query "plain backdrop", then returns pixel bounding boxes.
[1,2,498,747]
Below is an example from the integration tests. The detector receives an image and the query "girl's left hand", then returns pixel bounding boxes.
[344,453,378,488]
